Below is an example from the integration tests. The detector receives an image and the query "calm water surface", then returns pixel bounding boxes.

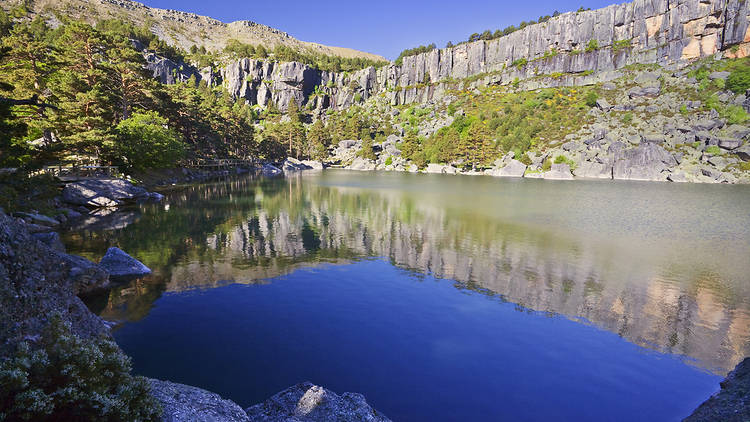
[64,171,750,421]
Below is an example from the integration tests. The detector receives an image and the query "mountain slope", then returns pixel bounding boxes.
[22,0,386,61]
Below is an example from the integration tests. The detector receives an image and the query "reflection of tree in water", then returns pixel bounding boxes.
[66,174,750,374]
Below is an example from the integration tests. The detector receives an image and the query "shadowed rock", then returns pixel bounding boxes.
[148,379,250,422]
[58,253,110,294]
[99,247,151,279]
[685,358,750,422]
[0,212,107,358]
[246,382,391,422]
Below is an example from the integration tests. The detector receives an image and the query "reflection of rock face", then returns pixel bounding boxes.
[87,175,750,374]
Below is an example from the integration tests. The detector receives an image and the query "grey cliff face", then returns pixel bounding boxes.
[208,0,750,111]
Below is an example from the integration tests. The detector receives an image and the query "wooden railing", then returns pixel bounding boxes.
[181,159,261,169]
[35,164,119,181]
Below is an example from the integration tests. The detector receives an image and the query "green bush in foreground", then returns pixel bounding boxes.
[0,317,161,421]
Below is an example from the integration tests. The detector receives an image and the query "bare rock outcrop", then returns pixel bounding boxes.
[246,382,391,422]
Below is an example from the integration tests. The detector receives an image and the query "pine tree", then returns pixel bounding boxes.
[358,137,376,160]
[104,33,154,123]
[285,100,305,157]
[49,22,114,161]
[306,120,329,160]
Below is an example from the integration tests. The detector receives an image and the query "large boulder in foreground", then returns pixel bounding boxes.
[685,358,750,421]
[246,382,391,422]
[62,179,150,208]
[149,379,250,422]
[99,247,151,279]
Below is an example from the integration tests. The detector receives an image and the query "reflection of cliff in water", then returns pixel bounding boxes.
[69,174,750,374]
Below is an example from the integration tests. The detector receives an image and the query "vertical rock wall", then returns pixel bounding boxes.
[215,0,750,111]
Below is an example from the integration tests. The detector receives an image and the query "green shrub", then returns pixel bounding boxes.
[584,91,598,107]
[0,317,161,421]
[725,105,749,124]
[612,39,632,52]
[542,159,552,171]
[585,39,599,53]
[727,65,750,93]
[385,156,393,166]
[511,57,528,68]
[705,145,721,155]
[113,110,185,171]
[553,154,577,170]
[688,65,710,82]
[621,112,633,124]
[516,151,532,165]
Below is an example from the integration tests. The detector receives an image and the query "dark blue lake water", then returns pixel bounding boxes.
[66,171,750,421]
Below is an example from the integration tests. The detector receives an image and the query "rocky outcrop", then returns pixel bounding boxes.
[99,247,152,279]
[62,179,155,208]
[491,159,527,177]
[282,157,314,171]
[60,252,111,294]
[0,212,108,358]
[246,382,391,422]
[612,143,677,181]
[346,157,377,171]
[213,0,750,110]
[685,357,750,421]
[148,379,251,422]
[544,163,575,180]
[261,164,283,176]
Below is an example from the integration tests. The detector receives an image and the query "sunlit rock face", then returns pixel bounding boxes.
[213,0,750,110]
[68,174,750,375]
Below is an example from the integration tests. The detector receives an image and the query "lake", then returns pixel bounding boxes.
[64,170,750,421]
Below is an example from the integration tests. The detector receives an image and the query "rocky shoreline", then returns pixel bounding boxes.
[324,66,750,184]
[0,176,391,421]
[2,173,749,420]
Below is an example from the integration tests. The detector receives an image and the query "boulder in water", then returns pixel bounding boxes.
[62,179,150,208]
[282,157,313,171]
[99,247,151,279]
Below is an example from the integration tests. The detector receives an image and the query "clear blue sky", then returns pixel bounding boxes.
[143,0,620,60]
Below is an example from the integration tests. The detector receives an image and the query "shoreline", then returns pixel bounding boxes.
[2,171,748,420]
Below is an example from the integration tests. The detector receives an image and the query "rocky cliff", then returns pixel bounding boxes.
[213,0,750,111]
